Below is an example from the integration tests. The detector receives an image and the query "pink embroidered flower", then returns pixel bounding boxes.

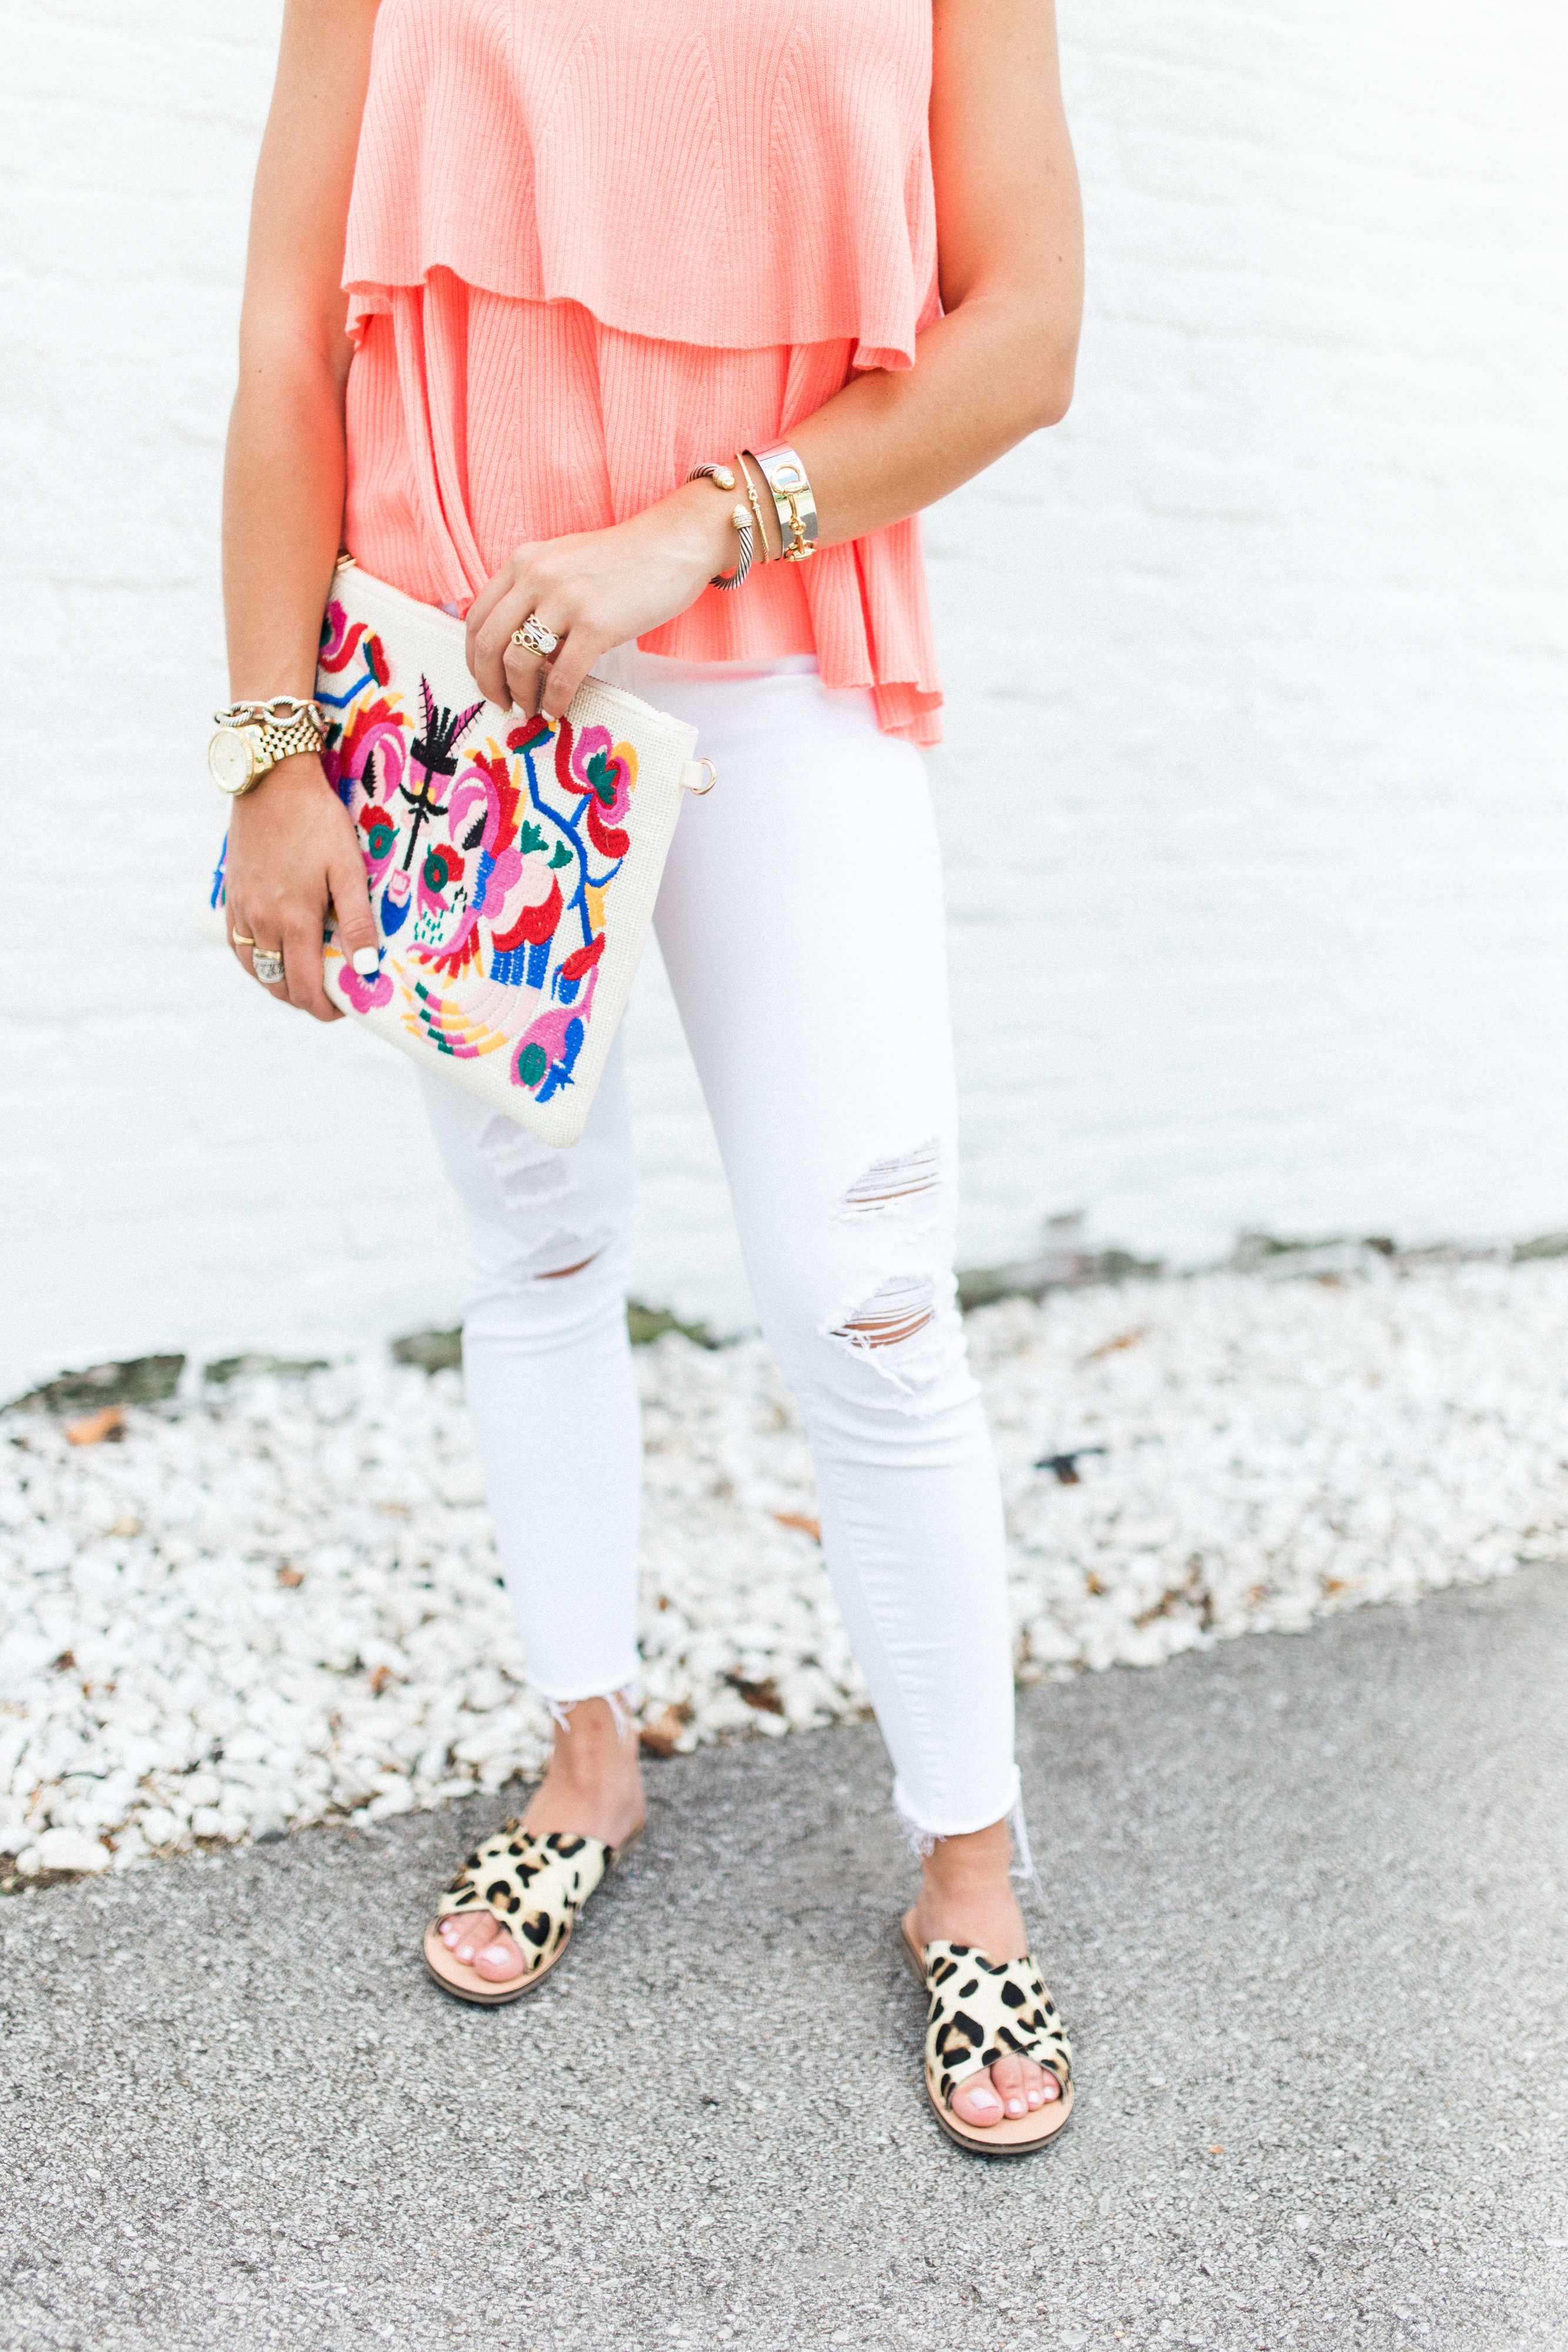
[554,720,636,860]
[449,749,523,861]
[319,601,389,685]
[318,598,357,670]
[512,1005,581,1094]
[322,697,409,829]
[338,951,394,1012]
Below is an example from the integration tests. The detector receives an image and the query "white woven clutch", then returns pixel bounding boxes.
[307,558,704,1146]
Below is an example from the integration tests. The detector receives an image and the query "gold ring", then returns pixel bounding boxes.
[232,930,256,946]
[512,613,560,659]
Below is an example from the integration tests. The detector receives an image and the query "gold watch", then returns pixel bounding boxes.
[208,697,327,796]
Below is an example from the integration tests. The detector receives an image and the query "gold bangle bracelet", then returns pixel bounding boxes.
[734,450,775,563]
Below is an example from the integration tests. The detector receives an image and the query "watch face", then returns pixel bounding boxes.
[208,726,258,794]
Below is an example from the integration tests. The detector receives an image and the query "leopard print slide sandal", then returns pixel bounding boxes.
[901,1911,1074,2156]
[422,1820,640,2006]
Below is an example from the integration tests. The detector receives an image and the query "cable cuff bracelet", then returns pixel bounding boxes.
[685,463,755,590]
[747,442,819,563]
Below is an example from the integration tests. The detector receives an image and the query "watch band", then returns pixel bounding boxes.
[239,707,326,763]
[209,697,327,794]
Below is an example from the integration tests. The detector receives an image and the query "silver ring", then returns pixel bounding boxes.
[512,613,560,659]
[252,948,285,986]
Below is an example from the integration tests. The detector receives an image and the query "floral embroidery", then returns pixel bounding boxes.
[317,597,392,706]
[557,720,636,860]
[312,630,643,1102]
[339,950,395,1013]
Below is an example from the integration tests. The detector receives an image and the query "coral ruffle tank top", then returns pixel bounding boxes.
[342,0,944,744]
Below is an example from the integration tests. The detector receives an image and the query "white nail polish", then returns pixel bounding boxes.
[1007,2099,1025,2114]
[352,947,380,975]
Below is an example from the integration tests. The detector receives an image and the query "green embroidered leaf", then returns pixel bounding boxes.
[519,821,548,856]
[549,842,573,869]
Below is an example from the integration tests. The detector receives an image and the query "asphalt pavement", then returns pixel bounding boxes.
[4,1568,1566,2352]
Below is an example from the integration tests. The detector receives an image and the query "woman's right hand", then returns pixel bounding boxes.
[223,754,379,1022]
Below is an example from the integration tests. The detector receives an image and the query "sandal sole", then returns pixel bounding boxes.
[900,1913,1074,2158]
[420,1820,643,2007]
[422,1920,571,2006]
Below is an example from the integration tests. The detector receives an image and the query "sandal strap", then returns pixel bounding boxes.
[436,1824,611,1973]
[920,1939,1074,2104]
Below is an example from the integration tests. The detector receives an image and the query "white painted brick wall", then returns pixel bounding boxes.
[3,0,1565,1395]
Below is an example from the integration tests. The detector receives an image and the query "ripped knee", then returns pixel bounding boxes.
[838,1138,941,1216]
[537,1251,600,1281]
[829,1273,935,1352]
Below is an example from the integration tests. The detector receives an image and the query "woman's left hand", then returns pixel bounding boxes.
[465,482,737,721]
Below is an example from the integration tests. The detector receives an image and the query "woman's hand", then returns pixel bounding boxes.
[224,755,379,1021]
[464,480,737,721]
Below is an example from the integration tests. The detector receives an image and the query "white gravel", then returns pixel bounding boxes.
[4,1252,1566,1876]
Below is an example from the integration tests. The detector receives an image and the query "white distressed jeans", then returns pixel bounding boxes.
[418,649,1018,1838]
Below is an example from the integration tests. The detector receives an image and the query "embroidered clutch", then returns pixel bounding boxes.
[290,557,703,1147]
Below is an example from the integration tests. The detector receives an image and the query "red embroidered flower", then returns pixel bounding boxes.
[553,719,636,861]
[490,876,563,951]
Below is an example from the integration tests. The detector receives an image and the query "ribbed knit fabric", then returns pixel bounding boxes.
[341,0,945,743]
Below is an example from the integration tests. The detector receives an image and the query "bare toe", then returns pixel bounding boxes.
[446,1911,500,1967]
[949,2074,1007,2129]
[989,2054,1033,2119]
[1023,2056,1061,2109]
[993,2053,1057,2114]
[472,1927,525,1980]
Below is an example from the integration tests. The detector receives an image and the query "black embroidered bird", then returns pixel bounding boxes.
[399,677,484,869]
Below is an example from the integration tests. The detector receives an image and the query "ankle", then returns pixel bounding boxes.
[546,1752,641,1800]
[543,1701,642,1788]
[918,1819,1014,1893]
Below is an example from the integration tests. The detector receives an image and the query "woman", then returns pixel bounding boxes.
[220,0,1082,2153]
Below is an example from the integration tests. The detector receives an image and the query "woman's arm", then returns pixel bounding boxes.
[468,0,1081,716]
[793,0,1083,537]
[220,0,380,1020]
